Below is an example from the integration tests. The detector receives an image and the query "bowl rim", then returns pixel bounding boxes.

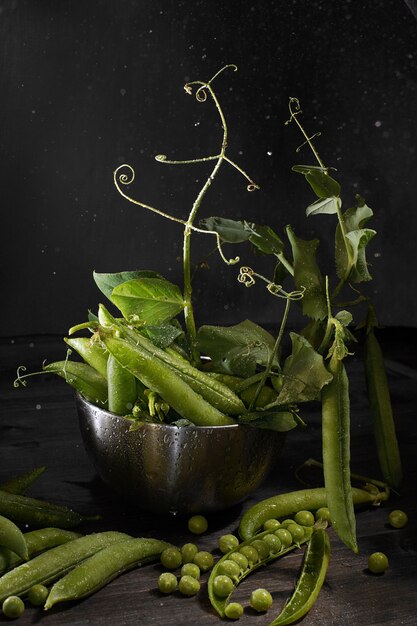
[75,391,257,433]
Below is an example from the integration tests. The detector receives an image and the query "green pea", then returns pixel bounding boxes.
[181,543,199,563]
[228,552,249,571]
[217,559,241,581]
[275,528,293,547]
[262,518,280,532]
[2,596,25,618]
[158,572,177,594]
[218,534,239,554]
[178,575,200,596]
[294,510,315,527]
[188,515,208,535]
[388,510,408,529]
[193,551,214,572]
[225,601,244,620]
[286,523,305,543]
[160,547,182,570]
[180,563,200,580]
[368,552,389,574]
[212,575,235,598]
[280,519,295,527]
[28,584,48,606]
[250,539,270,560]
[239,545,259,565]
[262,533,282,553]
[250,587,273,612]
[315,507,331,522]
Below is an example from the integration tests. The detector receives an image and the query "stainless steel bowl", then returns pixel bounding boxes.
[76,393,285,515]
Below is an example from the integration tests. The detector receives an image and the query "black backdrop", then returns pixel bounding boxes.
[1,0,417,336]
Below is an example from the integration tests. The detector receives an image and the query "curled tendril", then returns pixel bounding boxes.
[14,365,27,388]
[238,266,256,287]
[155,154,167,162]
[247,183,260,192]
[115,164,135,185]
[267,284,306,300]
[216,234,240,266]
[285,97,302,125]
[196,85,209,102]
[184,65,238,103]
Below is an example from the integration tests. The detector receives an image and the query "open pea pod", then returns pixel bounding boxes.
[208,525,313,618]
[269,529,330,625]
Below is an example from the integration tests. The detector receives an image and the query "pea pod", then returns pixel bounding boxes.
[0,467,46,495]
[107,354,138,415]
[0,531,131,602]
[208,525,313,617]
[45,537,173,609]
[64,336,109,379]
[43,360,108,406]
[0,489,101,529]
[364,328,403,490]
[321,358,357,552]
[269,529,330,625]
[0,515,28,561]
[238,486,388,540]
[97,304,245,416]
[99,330,235,426]
[0,528,82,575]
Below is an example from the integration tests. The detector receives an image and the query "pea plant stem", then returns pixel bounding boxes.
[182,82,229,364]
[248,296,291,411]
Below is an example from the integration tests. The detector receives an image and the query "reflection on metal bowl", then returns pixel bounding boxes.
[76,393,285,515]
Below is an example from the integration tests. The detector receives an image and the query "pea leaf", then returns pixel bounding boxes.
[286,226,327,320]
[335,201,376,282]
[304,170,341,198]
[111,278,184,326]
[197,320,278,378]
[93,270,163,300]
[243,222,285,256]
[237,411,298,432]
[199,216,251,243]
[306,196,339,217]
[275,333,333,405]
[140,322,184,349]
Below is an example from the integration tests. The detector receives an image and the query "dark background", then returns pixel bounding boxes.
[1,0,417,337]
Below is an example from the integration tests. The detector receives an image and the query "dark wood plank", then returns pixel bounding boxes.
[1,331,416,625]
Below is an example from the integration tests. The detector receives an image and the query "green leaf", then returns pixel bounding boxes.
[306,196,339,217]
[286,226,327,320]
[199,216,251,243]
[335,310,353,327]
[243,222,285,256]
[93,270,163,300]
[140,322,183,349]
[238,411,298,432]
[275,333,333,405]
[197,320,278,378]
[305,170,341,198]
[111,278,184,326]
[335,201,376,282]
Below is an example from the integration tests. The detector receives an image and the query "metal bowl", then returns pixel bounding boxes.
[76,393,285,515]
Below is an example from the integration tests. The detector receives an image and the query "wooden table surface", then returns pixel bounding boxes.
[1,329,416,625]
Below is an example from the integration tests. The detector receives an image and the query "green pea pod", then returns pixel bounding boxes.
[269,529,330,625]
[238,486,388,540]
[64,337,109,379]
[97,304,245,416]
[0,490,101,529]
[43,360,108,407]
[0,467,47,495]
[321,358,357,553]
[0,515,29,561]
[208,525,313,618]
[107,354,138,415]
[0,528,82,575]
[364,329,403,490]
[45,537,173,609]
[0,531,131,602]
[100,330,235,426]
